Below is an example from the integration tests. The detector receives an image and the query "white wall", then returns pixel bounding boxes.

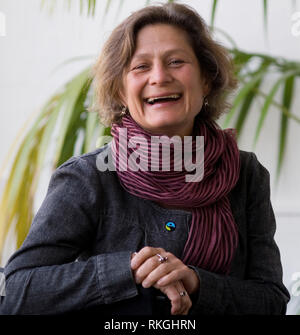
[0,0,299,313]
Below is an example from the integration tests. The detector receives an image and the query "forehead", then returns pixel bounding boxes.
[132,23,194,57]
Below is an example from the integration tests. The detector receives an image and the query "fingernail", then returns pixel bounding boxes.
[142,281,150,288]
[130,252,138,263]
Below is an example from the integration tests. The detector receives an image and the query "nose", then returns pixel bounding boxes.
[148,62,173,85]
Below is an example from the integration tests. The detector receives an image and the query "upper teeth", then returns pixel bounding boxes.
[146,94,181,103]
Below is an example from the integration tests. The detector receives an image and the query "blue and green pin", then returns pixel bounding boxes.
[165,221,176,232]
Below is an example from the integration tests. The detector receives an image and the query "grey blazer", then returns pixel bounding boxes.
[0,145,290,314]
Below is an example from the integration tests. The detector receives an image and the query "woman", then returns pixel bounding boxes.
[0,3,290,315]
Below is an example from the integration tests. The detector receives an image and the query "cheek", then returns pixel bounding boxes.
[183,74,205,114]
[125,75,145,102]
[187,72,205,101]
[180,68,202,91]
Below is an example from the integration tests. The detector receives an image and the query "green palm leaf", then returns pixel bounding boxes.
[0,68,94,255]
[277,75,295,178]
[210,0,218,28]
[223,71,267,128]
[104,0,112,14]
[234,79,262,138]
[54,67,92,165]
[0,94,62,253]
[84,108,100,152]
[263,0,268,38]
[234,58,272,136]
[253,70,300,146]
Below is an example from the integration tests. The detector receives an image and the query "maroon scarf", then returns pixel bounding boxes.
[111,114,240,274]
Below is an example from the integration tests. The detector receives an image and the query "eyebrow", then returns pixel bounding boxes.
[131,48,189,60]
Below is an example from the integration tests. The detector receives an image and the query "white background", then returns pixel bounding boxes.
[0,0,299,314]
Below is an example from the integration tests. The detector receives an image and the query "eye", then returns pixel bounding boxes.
[169,59,184,66]
[132,64,149,71]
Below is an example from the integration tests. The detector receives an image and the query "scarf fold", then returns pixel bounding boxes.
[111,114,240,274]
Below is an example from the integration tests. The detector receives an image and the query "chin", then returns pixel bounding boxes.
[147,114,181,126]
[145,120,183,135]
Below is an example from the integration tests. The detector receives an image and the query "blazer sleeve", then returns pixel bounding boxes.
[188,152,290,315]
[0,157,138,314]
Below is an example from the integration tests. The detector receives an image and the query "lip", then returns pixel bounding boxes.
[143,92,182,100]
[144,95,183,109]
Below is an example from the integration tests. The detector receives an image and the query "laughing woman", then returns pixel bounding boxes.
[0,3,290,315]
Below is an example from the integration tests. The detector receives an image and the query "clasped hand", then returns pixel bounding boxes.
[130,246,199,315]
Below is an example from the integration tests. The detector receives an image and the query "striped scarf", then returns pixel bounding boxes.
[111,114,240,274]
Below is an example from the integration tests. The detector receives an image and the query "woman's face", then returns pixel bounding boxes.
[121,23,210,137]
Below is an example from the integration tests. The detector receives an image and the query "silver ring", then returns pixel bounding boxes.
[156,253,168,264]
[179,291,187,297]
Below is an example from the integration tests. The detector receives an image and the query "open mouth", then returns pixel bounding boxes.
[144,93,182,105]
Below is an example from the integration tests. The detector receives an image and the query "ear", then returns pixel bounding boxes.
[202,77,211,97]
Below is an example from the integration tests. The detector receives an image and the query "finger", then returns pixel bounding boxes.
[159,281,191,315]
[130,246,165,270]
[135,252,183,287]
[139,252,175,287]
[156,268,184,287]
[137,251,176,286]
[176,282,192,315]
[134,255,163,284]
[159,284,183,315]
[130,252,137,260]
[152,259,187,288]
[171,282,188,315]
[141,260,172,288]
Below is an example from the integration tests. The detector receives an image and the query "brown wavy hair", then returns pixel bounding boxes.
[92,2,237,126]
